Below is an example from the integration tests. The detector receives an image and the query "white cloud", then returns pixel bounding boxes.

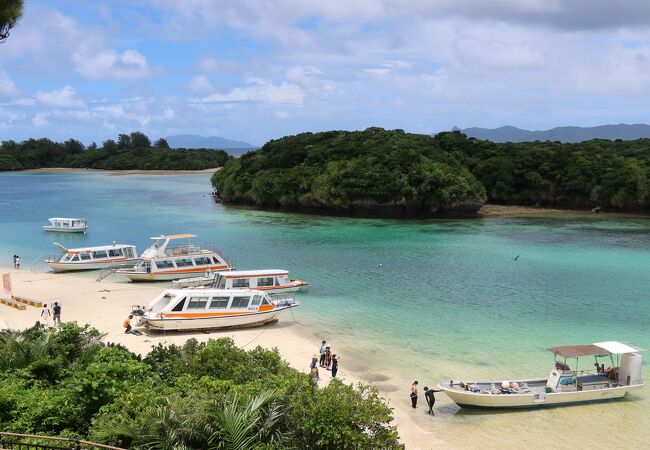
[187,75,216,94]
[198,58,241,74]
[200,79,305,105]
[0,72,20,99]
[73,49,152,81]
[35,86,86,109]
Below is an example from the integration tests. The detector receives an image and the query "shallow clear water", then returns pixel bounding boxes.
[1,171,649,448]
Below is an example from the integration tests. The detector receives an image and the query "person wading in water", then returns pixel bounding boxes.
[424,386,443,414]
[410,381,419,408]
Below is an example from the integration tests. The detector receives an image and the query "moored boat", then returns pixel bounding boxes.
[44,242,138,272]
[42,218,88,233]
[172,269,309,293]
[116,234,232,281]
[135,288,298,331]
[438,341,645,409]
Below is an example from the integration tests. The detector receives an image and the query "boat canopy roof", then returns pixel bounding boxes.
[223,269,288,277]
[48,217,85,221]
[150,234,197,240]
[549,341,646,358]
[165,288,266,297]
[54,242,135,253]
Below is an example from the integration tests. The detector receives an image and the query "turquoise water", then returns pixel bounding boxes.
[1,171,650,448]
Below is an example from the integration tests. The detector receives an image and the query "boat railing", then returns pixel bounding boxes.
[271,295,297,307]
[96,261,137,282]
[30,253,55,272]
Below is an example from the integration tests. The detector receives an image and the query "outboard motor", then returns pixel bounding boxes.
[618,353,643,386]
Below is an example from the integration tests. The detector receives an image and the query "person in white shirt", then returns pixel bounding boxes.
[40,303,51,326]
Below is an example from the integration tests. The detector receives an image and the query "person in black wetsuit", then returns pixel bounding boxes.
[424,386,442,414]
[331,354,339,378]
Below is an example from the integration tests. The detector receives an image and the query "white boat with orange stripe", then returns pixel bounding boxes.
[116,234,232,282]
[137,288,298,331]
[172,269,309,293]
[44,242,138,272]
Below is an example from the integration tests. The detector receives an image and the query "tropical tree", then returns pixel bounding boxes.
[0,0,23,42]
[154,138,170,149]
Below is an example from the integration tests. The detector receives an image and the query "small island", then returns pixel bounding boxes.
[0,132,231,171]
[212,128,650,218]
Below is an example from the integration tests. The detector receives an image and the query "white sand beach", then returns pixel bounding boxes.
[0,268,441,450]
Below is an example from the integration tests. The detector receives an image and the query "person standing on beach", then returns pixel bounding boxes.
[410,381,419,408]
[319,340,327,367]
[325,345,332,369]
[331,354,339,378]
[310,354,318,369]
[40,303,51,326]
[424,386,442,414]
[15,255,20,270]
[12,255,16,269]
[52,302,62,326]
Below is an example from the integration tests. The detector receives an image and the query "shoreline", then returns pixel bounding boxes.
[216,200,650,220]
[17,168,220,176]
[0,268,438,449]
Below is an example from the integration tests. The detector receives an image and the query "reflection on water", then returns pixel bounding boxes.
[1,171,649,449]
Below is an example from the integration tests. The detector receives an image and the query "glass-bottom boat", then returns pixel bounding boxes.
[438,341,645,408]
[44,242,138,272]
[135,288,298,331]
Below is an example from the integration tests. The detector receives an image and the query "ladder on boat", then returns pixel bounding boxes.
[95,262,133,282]
[30,253,50,272]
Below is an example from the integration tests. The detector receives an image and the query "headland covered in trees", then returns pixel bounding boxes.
[212,128,650,218]
[0,132,231,171]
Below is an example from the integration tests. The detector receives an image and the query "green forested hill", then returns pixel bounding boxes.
[212,128,486,217]
[0,132,231,171]
[212,128,650,217]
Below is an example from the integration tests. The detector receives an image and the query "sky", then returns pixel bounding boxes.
[2,0,650,145]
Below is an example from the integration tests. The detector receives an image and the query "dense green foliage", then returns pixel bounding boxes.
[212,128,486,217]
[0,323,400,449]
[0,131,231,171]
[0,0,23,42]
[435,131,650,210]
[212,128,650,215]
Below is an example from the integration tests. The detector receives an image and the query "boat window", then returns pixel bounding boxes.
[232,278,250,288]
[230,296,250,308]
[108,249,122,257]
[92,250,108,259]
[261,297,270,306]
[176,258,194,267]
[171,297,186,312]
[124,247,134,258]
[187,296,209,309]
[208,296,230,309]
[79,253,91,261]
[211,256,223,264]
[155,260,175,269]
[258,277,274,287]
[216,276,226,289]
[251,295,262,307]
[70,254,79,262]
[194,257,211,265]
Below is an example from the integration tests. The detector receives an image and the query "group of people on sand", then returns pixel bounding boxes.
[12,255,21,270]
[410,381,442,415]
[310,340,339,382]
[39,302,62,326]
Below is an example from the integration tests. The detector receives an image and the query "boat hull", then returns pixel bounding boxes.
[120,265,230,282]
[438,381,643,409]
[42,226,87,233]
[46,259,135,272]
[142,305,295,331]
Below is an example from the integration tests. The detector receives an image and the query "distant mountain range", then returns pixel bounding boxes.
[458,124,650,143]
[165,134,257,155]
